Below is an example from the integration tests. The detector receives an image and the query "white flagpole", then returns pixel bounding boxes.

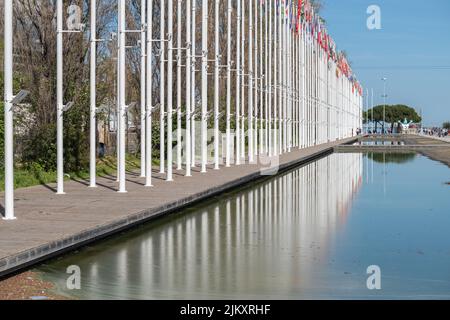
[268,0,273,156]
[145,0,154,187]
[3,0,15,219]
[240,0,245,162]
[201,0,208,173]
[264,0,269,156]
[159,0,166,174]
[235,0,242,165]
[191,0,197,167]
[167,0,174,181]
[258,0,262,156]
[213,0,220,170]
[288,9,292,152]
[248,0,254,163]
[118,0,127,193]
[254,0,258,157]
[89,0,98,187]
[275,0,279,157]
[185,0,192,176]
[259,0,264,156]
[278,1,282,155]
[371,88,374,133]
[116,13,120,182]
[176,0,183,171]
[301,23,305,148]
[283,5,287,153]
[56,0,65,195]
[273,0,278,157]
[226,0,232,167]
[140,0,146,178]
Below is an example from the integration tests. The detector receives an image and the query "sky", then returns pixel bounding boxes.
[320,0,450,126]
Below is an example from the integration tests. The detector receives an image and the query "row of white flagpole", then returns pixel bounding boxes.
[111,0,363,192]
[3,0,363,219]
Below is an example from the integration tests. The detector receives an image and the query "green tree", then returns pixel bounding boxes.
[443,122,450,130]
[364,104,422,132]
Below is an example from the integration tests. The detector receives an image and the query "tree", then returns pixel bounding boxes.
[364,104,422,132]
[443,122,450,130]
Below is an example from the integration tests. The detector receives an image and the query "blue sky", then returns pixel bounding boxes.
[320,0,450,126]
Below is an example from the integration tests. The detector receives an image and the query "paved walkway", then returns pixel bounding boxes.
[0,138,356,277]
[416,134,450,143]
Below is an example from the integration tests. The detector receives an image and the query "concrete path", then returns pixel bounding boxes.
[0,138,356,277]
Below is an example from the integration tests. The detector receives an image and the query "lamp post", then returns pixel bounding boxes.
[381,77,387,135]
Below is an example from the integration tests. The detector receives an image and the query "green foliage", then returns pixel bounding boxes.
[0,154,142,191]
[443,122,450,130]
[363,104,422,125]
[22,123,57,171]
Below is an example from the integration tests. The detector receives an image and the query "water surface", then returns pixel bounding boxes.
[36,152,450,299]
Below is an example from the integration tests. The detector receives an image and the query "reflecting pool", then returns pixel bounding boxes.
[35,152,450,299]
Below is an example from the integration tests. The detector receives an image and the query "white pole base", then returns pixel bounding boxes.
[56,191,66,195]
[2,217,17,221]
[117,190,128,194]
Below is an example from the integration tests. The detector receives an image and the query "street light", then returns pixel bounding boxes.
[381,77,387,135]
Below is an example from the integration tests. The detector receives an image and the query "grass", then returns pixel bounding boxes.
[0,154,159,191]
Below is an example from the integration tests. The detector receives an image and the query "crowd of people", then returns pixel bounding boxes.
[421,128,449,137]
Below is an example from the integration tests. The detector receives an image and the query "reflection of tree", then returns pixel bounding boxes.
[367,152,416,164]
